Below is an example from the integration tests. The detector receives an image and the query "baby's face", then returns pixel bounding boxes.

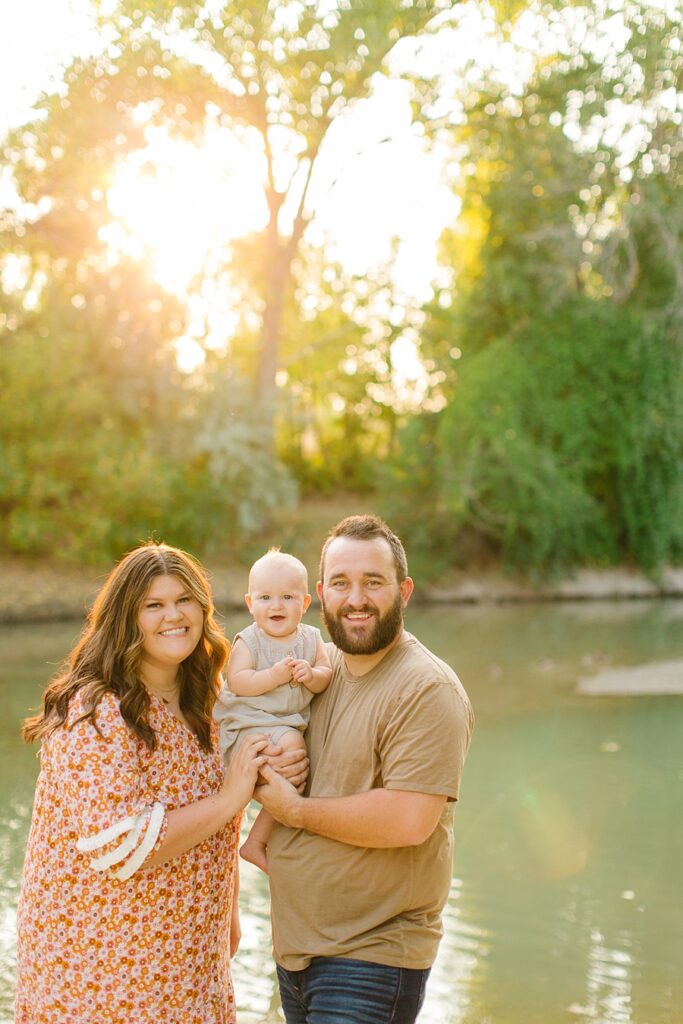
[246,562,311,639]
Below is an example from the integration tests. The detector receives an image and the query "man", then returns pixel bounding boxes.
[255,515,474,1023]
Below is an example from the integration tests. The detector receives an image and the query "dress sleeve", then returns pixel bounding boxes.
[58,693,167,881]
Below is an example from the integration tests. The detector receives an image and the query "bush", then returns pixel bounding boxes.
[0,330,295,563]
[384,300,683,578]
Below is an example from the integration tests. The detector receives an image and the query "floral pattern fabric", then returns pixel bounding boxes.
[15,691,239,1024]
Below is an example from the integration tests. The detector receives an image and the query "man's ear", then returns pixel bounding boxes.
[316,580,323,601]
[399,577,414,607]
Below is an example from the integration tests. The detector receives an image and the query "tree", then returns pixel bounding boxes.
[415,0,683,367]
[84,0,455,428]
[0,38,296,561]
[266,239,427,490]
[384,0,683,576]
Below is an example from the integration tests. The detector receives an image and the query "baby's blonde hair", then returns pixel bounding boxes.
[247,548,309,593]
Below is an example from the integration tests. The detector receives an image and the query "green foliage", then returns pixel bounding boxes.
[393,0,683,579]
[0,286,294,563]
[3,0,682,577]
[386,301,683,577]
[273,254,407,494]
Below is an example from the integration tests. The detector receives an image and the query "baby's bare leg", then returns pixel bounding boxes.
[240,730,307,874]
[239,808,273,874]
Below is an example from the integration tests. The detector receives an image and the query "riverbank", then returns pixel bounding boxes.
[3,556,683,625]
[3,493,683,624]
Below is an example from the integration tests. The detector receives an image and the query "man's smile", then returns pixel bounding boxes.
[342,608,377,622]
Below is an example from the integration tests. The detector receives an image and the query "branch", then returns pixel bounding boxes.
[286,148,319,259]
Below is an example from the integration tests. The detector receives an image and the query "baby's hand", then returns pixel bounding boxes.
[272,658,293,684]
[287,658,313,685]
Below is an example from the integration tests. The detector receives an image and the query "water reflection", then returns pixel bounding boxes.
[581,930,633,1023]
[232,815,282,1024]
[1,603,683,1023]
[421,880,490,1024]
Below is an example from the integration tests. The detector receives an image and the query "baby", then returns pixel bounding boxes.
[214,549,331,872]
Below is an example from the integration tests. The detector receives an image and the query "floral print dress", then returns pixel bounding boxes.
[15,691,240,1024]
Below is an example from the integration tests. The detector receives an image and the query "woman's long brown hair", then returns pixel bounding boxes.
[22,543,229,752]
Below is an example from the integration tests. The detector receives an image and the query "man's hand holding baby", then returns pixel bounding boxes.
[261,740,309,791]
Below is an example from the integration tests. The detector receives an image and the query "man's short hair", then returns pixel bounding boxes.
[319,515,408,584]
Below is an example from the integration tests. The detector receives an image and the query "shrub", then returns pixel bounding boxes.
[384,300,682,578]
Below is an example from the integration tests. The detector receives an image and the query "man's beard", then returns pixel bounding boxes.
[321,591,404,655]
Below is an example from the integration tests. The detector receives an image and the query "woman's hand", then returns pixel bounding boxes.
[144,736,268,869]
[221,734,269,811]
[262,742,309,791]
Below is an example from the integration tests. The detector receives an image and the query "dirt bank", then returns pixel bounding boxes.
[2,557,683,625]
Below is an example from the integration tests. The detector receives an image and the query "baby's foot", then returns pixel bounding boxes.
[240,836,269,874]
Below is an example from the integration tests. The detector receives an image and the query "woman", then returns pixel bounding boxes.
[15,542,304,1023]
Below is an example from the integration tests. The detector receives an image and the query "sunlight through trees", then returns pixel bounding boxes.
[1,0,681,573]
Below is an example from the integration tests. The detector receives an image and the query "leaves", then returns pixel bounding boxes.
[2,0,681,574]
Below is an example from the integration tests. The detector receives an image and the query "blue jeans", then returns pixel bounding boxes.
[276,957,431,1024]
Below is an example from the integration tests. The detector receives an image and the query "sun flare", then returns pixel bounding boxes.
[104,125,268,296]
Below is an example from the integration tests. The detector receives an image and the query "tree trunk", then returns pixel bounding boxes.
[256,244,289,410]
[254,179,291,444]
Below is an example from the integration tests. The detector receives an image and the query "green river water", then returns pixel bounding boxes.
[1,601,682,1023]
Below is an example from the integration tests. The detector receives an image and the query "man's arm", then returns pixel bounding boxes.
[254,764,446,848]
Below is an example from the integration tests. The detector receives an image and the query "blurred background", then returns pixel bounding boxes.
[2,2,683,1023]
[1,0,681,582]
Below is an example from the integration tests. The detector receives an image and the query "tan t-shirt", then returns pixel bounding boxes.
[267,631,474,971]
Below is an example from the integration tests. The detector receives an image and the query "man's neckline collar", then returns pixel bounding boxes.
[341,629,410,678]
